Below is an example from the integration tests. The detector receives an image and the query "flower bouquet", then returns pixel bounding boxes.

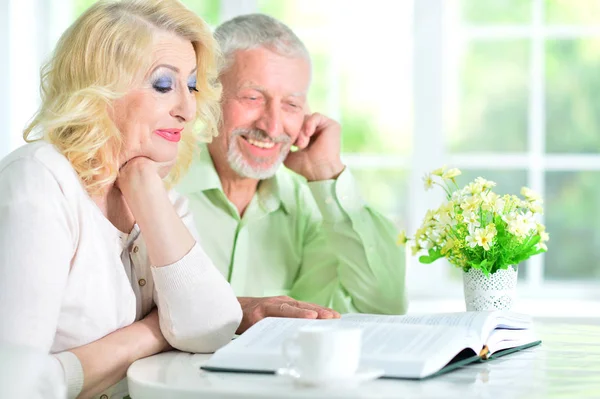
[398,166,549,311]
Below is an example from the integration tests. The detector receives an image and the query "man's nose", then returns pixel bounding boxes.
[255,101,282,138]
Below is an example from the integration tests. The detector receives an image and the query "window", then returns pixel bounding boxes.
[4,0,599,306]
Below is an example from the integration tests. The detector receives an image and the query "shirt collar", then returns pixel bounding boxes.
[177,144,291,215]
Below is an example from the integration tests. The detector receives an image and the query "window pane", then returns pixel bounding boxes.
[447,40,529,153]
[351,169,409,229]
[257,0,332,28]
[73,0,220,25]
[545,172,600,280]
[456,169,528,196]
[546,39,600,153]
[545,0,600,25]
[73,0,97,17]
[259,0,413,155]
[181,0,220,26]
[460,0,531,25]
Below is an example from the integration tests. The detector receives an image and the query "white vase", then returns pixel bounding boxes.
[462,266,518,311]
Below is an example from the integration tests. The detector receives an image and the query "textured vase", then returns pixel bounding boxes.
[463,266,518,311]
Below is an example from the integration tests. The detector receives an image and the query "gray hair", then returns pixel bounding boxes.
[214,13,310,74]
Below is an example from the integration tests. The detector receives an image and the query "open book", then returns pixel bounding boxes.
[202,311,541,379]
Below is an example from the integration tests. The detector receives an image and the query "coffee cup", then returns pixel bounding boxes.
[282,326,362,380]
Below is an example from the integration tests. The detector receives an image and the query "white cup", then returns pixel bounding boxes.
[282,326,362,380]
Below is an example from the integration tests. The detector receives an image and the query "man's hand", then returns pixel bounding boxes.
[236,296,341,334]
[283,112,345,182]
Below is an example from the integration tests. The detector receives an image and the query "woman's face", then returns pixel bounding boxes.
[112,31,198,167]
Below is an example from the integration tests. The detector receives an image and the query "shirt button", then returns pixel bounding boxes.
[99,395,108,399]
[133,246,139,253]
[138,278,146,287]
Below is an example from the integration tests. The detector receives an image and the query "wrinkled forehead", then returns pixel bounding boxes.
[227,47,311,96]
[138,31,198,80]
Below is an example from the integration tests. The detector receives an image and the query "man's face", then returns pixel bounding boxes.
[209,47,311,180]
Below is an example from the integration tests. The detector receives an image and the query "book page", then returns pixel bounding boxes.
[343,311,533,343]
[486,327,538,354]
[205,317,481,379]
[343,312,491,339]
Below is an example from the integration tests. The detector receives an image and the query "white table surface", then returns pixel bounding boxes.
[128,318,600,399]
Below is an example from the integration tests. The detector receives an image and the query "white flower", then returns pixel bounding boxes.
[536,242,548,251]
[475,177,497,190]
[423,173,434,191]
[507,212,535,238]
[465,225,496,251]
[463,211,481,230]
[521,187,542,203]
[460,196,480,213]
[480,192,499,212]
[463,182,484,196]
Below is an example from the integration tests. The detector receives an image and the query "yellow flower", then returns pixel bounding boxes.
[539,230,550,242]
[411,242,423,256]
[441,237,456,255]
[423,209,437,225]
[442,168,462,180]
[431,165,447,177]
[396,230,408,245]
[527,202,544,215]
[521,187,542,203]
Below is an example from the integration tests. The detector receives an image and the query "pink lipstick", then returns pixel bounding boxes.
[155,128,183,143]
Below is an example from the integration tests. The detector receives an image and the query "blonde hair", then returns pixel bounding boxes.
[23,0,221,195]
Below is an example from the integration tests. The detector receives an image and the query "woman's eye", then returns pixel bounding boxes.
[152,76,173,93]
[153,85,172,94]
[188,86,199,93]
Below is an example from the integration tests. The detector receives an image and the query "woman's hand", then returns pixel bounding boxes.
[115,156,196,267]
[69,307,171,398]
[134,307,172,358]
[116,156,175,195]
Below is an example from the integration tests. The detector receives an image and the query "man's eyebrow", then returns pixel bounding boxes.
[237,83,306,98]
[238,83,267,92]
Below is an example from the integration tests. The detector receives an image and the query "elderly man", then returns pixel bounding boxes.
[177,14,407,333]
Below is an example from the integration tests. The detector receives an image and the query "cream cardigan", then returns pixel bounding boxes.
[0,142,242,398]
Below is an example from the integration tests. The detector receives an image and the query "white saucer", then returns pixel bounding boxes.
[276,367,385,388]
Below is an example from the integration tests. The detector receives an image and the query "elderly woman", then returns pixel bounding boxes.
[0,0,242,398]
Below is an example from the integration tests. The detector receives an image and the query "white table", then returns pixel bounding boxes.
[128,319,600,399]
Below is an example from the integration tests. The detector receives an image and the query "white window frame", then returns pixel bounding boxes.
[1,0,73,159]
[223,0,600,301]
[7,0,599,302]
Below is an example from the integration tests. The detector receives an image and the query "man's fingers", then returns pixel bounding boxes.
[296,113,326,150]
[266,302,319,319]
[289,300,340,319]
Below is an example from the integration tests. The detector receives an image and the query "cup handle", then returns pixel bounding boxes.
[282,336,300,369]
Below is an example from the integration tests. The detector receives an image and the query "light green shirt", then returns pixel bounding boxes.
[177,146,407,314]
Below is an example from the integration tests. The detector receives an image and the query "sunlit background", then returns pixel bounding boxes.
[1,0,599,316]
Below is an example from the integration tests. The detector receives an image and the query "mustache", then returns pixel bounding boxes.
[232,128,291,144]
